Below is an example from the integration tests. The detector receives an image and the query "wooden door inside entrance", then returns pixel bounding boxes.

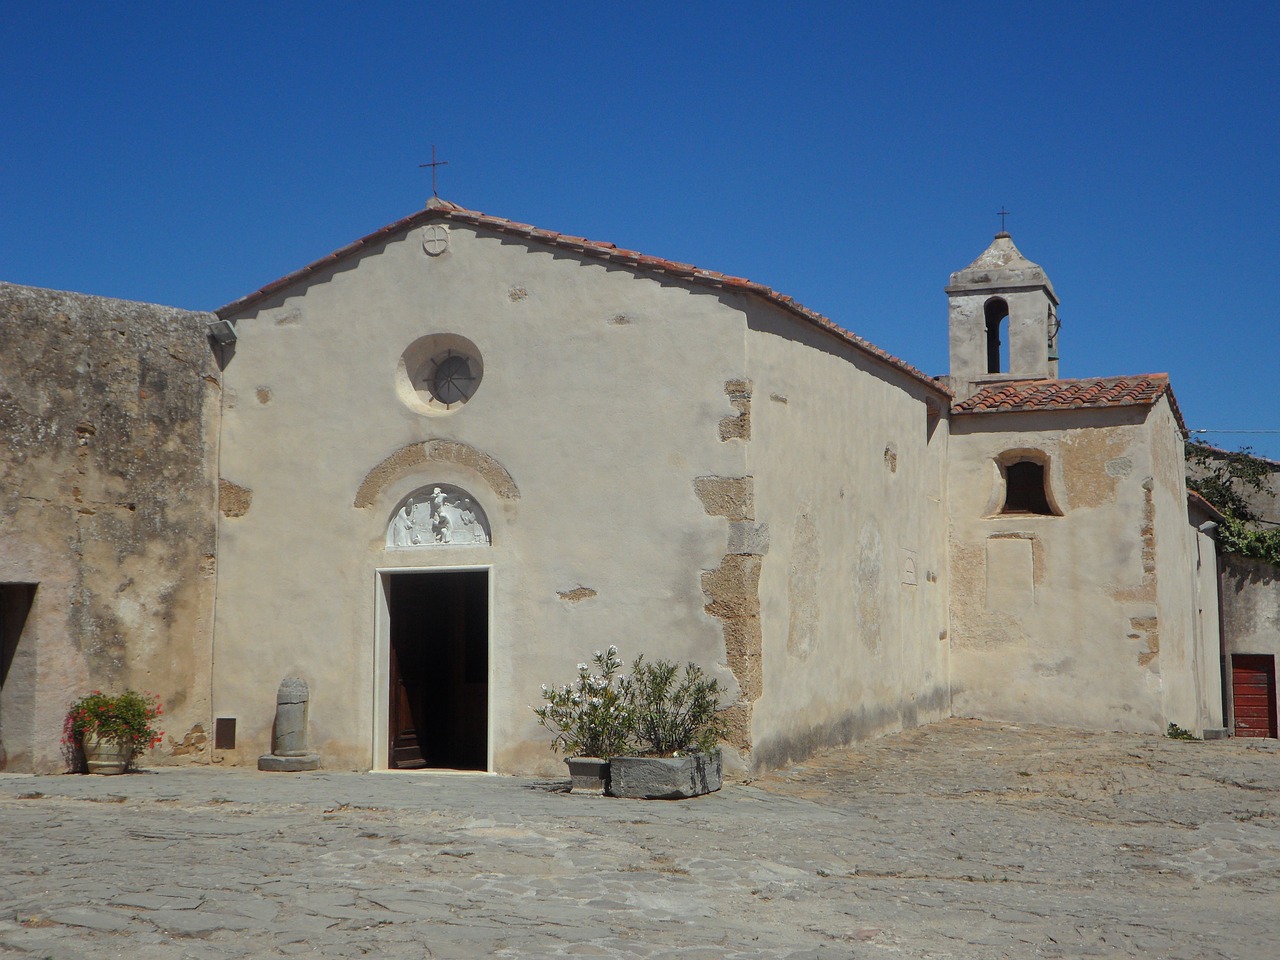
[1232,654,1278,738]
[387,570,488,769]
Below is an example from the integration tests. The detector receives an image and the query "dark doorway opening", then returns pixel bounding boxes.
[387,570,488,770]
[1232,653,1278,738]
[1,583,37,771]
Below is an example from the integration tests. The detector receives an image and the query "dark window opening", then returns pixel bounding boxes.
[214,717,237,750]
[1003,461,1053,515]
[985,298,1009,374]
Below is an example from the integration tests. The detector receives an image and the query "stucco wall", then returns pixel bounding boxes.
[1146,398,1217,734]
[1194,528,1226,730]
[744,308,951,769]
[948,288,1056,395]
[213,221,751,774]
[1223,555,1280,658]
[1186,449,1280,525]
[948,405,1172,733]
[0,283,219,772]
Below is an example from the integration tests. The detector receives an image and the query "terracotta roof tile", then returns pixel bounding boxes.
[954,374,1187,432]
[217,199,949,396]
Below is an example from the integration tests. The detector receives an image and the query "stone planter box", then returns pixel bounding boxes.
[607,751,722,799]
[565,757,610,795]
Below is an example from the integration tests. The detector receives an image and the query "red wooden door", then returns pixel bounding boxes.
[1232,654,1278,738]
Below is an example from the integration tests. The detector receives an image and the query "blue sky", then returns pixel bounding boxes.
[3,3,1278,457]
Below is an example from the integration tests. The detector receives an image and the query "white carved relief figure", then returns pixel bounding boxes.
[387,484,491,547]
[389,505,414,545]
[429,487,452,542]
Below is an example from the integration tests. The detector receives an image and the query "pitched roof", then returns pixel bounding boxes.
[216,198,949,396]
[954,374,1187,432]
[947,232,1058,301]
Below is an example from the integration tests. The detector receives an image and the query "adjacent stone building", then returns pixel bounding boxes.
[0,285,220,771]
[942,237,1222,737]
[0,200,1261,773]
[1193,449,1280,738]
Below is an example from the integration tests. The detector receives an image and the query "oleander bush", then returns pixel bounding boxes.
[533,648,726,759]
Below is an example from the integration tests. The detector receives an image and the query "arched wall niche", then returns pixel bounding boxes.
[387,484,492,548]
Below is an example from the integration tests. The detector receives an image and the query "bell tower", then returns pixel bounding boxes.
[946,232,1060,400]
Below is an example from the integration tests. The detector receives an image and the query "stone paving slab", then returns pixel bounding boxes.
[1,719,1278,958]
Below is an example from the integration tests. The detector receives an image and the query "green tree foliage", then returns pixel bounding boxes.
[1186,440,1280,565]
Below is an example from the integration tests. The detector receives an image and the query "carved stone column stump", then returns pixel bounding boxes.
[258,677,321,772]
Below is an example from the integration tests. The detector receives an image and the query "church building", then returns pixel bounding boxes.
[0,199,1233,774]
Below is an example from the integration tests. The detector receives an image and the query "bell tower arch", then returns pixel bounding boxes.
[947,232,1060,399]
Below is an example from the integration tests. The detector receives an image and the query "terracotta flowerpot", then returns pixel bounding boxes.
[82,734,132,775]
[565,756,610,795]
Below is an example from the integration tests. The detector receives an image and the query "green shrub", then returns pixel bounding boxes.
[532,646,633,758]
[620,655,725,756]
[62,690,164,767]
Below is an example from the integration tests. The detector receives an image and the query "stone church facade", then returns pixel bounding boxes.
[0,199,1241,774]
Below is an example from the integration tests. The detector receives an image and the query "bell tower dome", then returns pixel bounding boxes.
[946,233,1060,400]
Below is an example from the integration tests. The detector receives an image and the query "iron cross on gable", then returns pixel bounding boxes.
[997,207,1011,232]
[419,145,450,196]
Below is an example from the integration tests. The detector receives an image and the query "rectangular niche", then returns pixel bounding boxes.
[986,537,1034,616]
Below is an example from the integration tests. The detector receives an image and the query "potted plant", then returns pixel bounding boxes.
[611,655,726,799]
[532,646,632,794]
[62,690,164,775]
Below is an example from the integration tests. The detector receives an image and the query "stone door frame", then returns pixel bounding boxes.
[372,563,495,772]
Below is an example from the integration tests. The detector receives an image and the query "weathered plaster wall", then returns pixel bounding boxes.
[1194,528,1225,730]
[743,309,951,769]
[1187,450,1280,525]
[1222,555,1280,658]
[1246,469,1280,524]
[948,406,1172,733]
[0,284,219,772]
[1146,398,1216,734]
[948,288,1056,397]
[212,222,748,774]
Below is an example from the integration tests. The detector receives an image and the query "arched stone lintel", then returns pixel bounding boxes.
[354,439,520,509]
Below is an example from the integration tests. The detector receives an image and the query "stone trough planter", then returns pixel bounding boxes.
[607,750,722,799]
[565,757,610,795]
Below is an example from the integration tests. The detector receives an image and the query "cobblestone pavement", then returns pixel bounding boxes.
[2,719,1278,959]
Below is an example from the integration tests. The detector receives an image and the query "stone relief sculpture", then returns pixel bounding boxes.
[388,484,490,547]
